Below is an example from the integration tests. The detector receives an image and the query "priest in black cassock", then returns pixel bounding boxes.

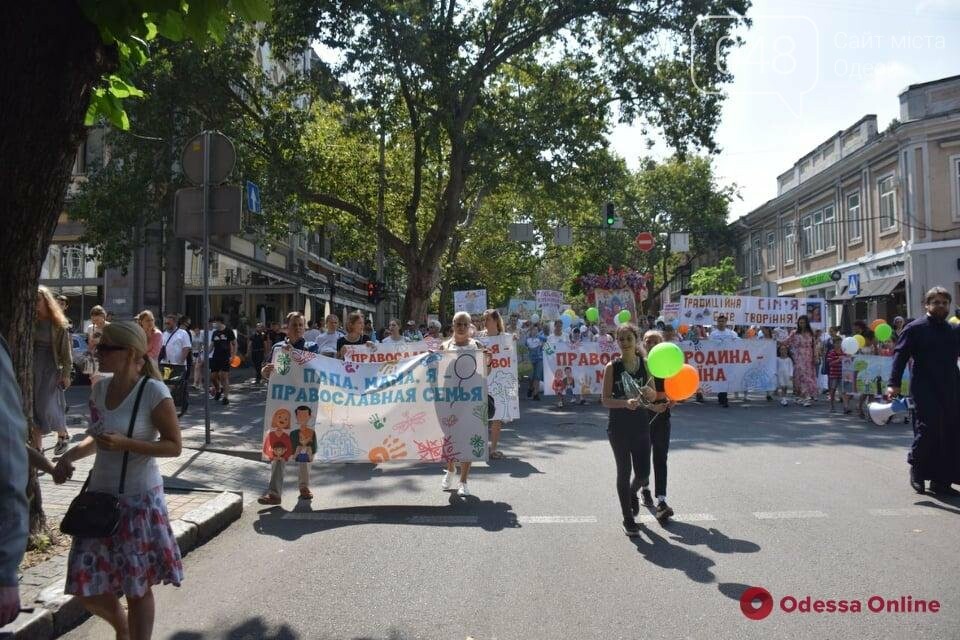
[888,286,960,496]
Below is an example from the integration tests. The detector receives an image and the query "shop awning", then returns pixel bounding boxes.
[826,277,903,303]
[826,287,853,303]
[857,276,903,299]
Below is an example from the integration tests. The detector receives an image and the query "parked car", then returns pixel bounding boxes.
[71,333,90,384]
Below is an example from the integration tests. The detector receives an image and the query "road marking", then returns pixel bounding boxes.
[637,513,717,523]
[516,516,597,524]
[406,515,479,524]
[753,510,827,519]
[867,508,944,517]
[282,512,375,522]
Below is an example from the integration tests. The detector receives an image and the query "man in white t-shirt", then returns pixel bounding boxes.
[160,314,193,366]
[708,314,740,407]
[314,314,343,357]
[303,320,322,344]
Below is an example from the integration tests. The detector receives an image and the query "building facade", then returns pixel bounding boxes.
[40,42,395,333]
[733,75,960,329]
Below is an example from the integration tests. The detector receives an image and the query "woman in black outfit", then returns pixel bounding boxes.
[601,324,672,536]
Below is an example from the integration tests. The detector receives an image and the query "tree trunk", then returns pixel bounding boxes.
[400,259,439,323]
[0,3,116,532]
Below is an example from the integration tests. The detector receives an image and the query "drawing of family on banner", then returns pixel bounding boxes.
[679,295,827,329]
[475,334,520,421]
[542,339,622,397]
[594,288,638,331]
[679,340,777,394]
[261,348,489,464]
[454,289,487,315]
[842,354,912,396]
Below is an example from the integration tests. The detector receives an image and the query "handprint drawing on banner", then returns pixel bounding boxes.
[470,435,485,458]
[343,361,359,374]
[290,350,317,365]
[378,362,399,376]
[543,342,556,357]
[369,413,386,430]
[368,435,408,462]
[440,415,458,430]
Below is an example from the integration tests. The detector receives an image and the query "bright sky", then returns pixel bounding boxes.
[608,0,960,220]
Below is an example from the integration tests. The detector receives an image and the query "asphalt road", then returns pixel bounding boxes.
[61,396,960,640]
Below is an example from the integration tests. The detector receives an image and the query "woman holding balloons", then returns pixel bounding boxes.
[602,324,699,535]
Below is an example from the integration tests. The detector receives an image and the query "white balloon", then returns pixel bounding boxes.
[530,314,540,324]
[841,336,859,356]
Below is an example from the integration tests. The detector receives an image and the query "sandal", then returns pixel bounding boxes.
[489,450,505,459]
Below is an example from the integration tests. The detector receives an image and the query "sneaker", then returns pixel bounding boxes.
[221,397,229,406]
[54,437,69,457]
[779,398,789,407]
[622,519,640,537]
[257,493,282,505]
[655,501,674,523]
[640,487,654,508]
[457,482,470,497]
[441,470,456,491]
[802,398,812,407]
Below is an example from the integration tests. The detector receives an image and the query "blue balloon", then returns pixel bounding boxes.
[561,315,571,330]
[670,318,680,329]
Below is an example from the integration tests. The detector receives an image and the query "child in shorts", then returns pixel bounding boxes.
[776,345,794,406]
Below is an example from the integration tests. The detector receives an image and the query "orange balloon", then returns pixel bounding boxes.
[230,355,241,368]
[664,364,700,401]
[679,324,689,335]
[869,319,885,331]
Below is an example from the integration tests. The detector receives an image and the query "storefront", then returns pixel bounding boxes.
[826,258,907,331]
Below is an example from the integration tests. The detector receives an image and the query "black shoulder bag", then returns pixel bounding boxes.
[61,377,148,538]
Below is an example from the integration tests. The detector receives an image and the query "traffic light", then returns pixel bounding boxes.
[366,281,377,302]
[604,202,615,227]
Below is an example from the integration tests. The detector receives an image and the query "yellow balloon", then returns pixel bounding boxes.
[949,316,960,326]
[854,334,866,349]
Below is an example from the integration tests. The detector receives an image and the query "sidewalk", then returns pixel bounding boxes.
[3,378,271,640]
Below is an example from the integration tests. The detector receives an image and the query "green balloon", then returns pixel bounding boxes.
[585,307,599,322]
[616,309,631,324]
[647,343,684,378]
[875,323,893,342]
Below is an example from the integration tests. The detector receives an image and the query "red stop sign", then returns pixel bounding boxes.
[634,232,655,252]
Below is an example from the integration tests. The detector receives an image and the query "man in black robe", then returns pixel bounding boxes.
[888,286,960,496]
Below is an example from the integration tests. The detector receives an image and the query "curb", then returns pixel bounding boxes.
[2,491,243,640]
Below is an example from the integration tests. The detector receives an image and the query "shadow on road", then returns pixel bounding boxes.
[914,498,960,515]
[169,617,298,639]
[717,582,755,602]
[631,525,716,584]
[665,522,761,555]
[252,494,520,540]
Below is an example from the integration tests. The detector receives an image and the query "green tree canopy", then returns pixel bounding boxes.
[688,256,741,294]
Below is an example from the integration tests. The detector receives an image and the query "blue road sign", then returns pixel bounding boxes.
[245,180,261,214]
[847,273,860,296]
